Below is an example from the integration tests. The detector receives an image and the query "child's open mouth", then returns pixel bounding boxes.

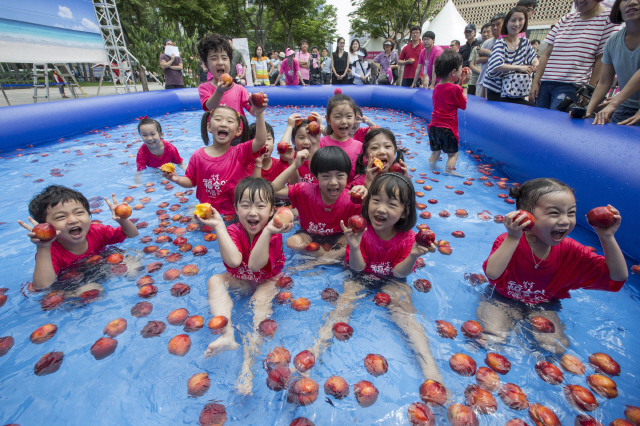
[216,67,226,75]
[217,130,229,139]
[327,188,340,197]
[551,229,568,241]
[69,226,83,238]
[339,126,349,133]
[373,215,387,225]
[247,219,260,229]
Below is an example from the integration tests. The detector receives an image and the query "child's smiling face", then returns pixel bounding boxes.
[207,108,242,146]
[367,187,405,234]
[530,190,576,246]
[317,170,348,204]
[235,189,273,237]
[45,199,91,246]
[206,49,231,81]
[365,134,396,172]
[327,102,356,140]
[139,123,163,150]
[293,125,311,152]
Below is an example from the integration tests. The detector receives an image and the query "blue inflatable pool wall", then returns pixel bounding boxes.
[1,86,638,261]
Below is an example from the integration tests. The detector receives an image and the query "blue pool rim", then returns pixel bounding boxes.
[1,86,638,261]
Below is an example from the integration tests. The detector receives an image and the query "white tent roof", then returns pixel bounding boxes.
[421,20,431,35]
[426,0,468,46]
[363,37,385,53]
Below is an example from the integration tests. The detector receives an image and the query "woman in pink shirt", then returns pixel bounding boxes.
[275,48,306,86]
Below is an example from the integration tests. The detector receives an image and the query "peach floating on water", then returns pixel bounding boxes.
[90,337,118,360]
[505,420,529,426]
[146,262,163,273]
[447,403,478,426]
[181,264,199,277]
[288,378,319,406]
[163,268,181,280]
[170,283,190,297]
[0,336,15,357]
[499,383,529,410]
[332,322,353,341]
[589,352,620,376]
[485,353,511,375]
[266,365,290,391]
[207,315,228,331]
[290,418,314,426]
[530,316,555,333]
[324,376,349,399]
[464,384,498,415]
[293,350,316,372]
[30,324,58,344]
[203,233,217,241]
[561,354,586,376]
[321,288,339,302]
[141,320,166,337]
[103,319,127,338]
[266,346,291,369]
[535,360,564,385]
[564,384,599,412]
[449,353,477,376]
[258,318,278,338]
[34,351,64,376]
[199,403,227,426]
[528,403,560,426]
[374,292,391,307]
[275,291,292,304]
[131,301,153,317]
[179,243,193,252]
[184,315,204,332]
[364,354,388,377]
[436,320,458,339]
[461,320,483,339]
[187,372,210,397]
[414,279,432,293]
[625,405,640,425]
[143,245,159,254]
[192,245,207,256]
[455,209,468,218]
[138,284,158,299]
[408,401,435,426]
[611,420,635,426]
[353,380,378,407]
[586,374,618,399]
[476,367,500,392]
[292,297,310,311]
[106,253,123,264]
[41,292,65,311]
[168,334,191,356]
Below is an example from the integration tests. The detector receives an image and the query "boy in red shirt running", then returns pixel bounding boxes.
[427,50,472,176]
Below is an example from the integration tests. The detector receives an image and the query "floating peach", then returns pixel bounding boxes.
[439,210,451,218]
[156,235,172,244]
[90,337,118,360]
[266,346,291,368]
[447,403,479,426]
[505,420,529,426]
[131,301,153,317]
[258,318,278,338]
[101,319,127,338]
[170,283,190,297]
[80,288,101,303]
[184,315,204,332]
[611,420,635,426]
[354,380,378,407]
[589,352,620,376]
[438,245,453,255]
[207,315,228,330]
[324,376,349,399]
[163,268,181,280]
[203,233,217,242]
[290,417,314,426]
[499,383,529,410]
[187,372,210,397]
[292,297,310,311]
[141,320,166,337]
[455,209,468,218]
[276,276,293,289]
[476,367,500,392]
[146,262,163,273]
[436,320,457,339]
[294,350,316,372]
[461,320,483,339]
[575,414,604,426]
[408,401,435,426]
[30,324,58,344]
[374,292,391,307]
[34,351,64,376]
[419,379,447,405]
[168,334,191,356]
[332,322,353,341]
[485,353,511,375]
[199,403,227,426]
[528,403,560,426]
[266,365,291,391]
[192,245,207,256]
[414,279,432,293]
[535,361,563,385]
[179,243,193,252]
[586,374,618,399]
[288,378,319,406]
[138,284,158,298]
[85,254,103,264]
[451,230,465,238]
[0,336,15,357]
[106,253,123,264]
[41,291,65,311]
[275,292,292,304]
[172,214,183,222]
[465,384,498,414]
[165,253,183,263]
[565,384,599,411]
[625,405,640,425]
[530,316,555,333]
[144,245,159,254]
[450,353,477,376]
[561,354,585,376]
[364,354,388,377]
[181,264,199,277]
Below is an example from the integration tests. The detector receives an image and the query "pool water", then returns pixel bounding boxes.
[0,106,638,426]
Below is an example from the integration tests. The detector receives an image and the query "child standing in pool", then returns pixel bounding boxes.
[310,173,443,385]
[352,127,408,188]
[136,117,185,171]
[162,104,267,217]
[481,178,628,354]
[428,50,472,176]
[196,178,293,395]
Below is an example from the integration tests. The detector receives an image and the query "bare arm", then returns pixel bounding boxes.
[589,53,604,87]
[411,64,423,88]
[530,44,553,102]
[159,55,175,70]
[204,80,233,111]
[251,105,269,153]
[586,64,615,117]
[592,206,628,281]
[341,223,366,272]
[271,150,309,197]
[248,221,293,271]
[470,60,481,74]
[392,243,434,278]
[198,211,242,267]
[17,217,61,289]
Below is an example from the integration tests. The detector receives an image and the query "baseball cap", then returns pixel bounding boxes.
[383,41,392,46]
[464,24,476,32]
[285,48,295,57]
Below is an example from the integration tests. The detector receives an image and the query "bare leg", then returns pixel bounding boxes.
[428,150,440,165]
[309,279,366,358]
[286,233,347,272]
[236,278,280,395]
[528,310,570,355]
[204,273,241,358]
[476,298,522,346]
[286,232,312,250]
[382,282,445,385]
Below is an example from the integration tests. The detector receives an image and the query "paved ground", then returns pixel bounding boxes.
[0,82,166,107]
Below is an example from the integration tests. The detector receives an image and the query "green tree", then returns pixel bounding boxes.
[269,0,337,50]
[226,0,282,48]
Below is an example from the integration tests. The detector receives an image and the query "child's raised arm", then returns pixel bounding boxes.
[162,168,195,189]
[247,218,293,272]
[485,211,532,280]
[591,205,628,282]
[251,95,269,154]
[104,194,139,238]
[17,217,60,289]
[204,80,234,111]
[393,242,434,278]
[271,149,309,198]
[194,209,243,268]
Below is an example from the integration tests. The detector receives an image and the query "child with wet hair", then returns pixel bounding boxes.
[18,185,139,289]
[135,117,185,172]
[351,104,378,142]
[480,178,627,354]
[196,177,293,394]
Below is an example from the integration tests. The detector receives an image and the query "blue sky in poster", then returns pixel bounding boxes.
[0,0,100,33]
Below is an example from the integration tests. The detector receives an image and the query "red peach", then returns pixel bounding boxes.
[428,199,437,204]
[90,337,118,360]
[171,283,190,297]
[136,275,155,287]
[364,353,388,377]
[416,191,424,197]
[390,162,403,173]
[114,203,132,219]
[220,73,233,84]
[199,403,227,426]
[530,316,555,333]
[275,291,292,304]
[172,214,183,222]
[155,235,172,244]
[80,288,101,303]
[586,206,616,228]
[288,378,319,406]
[589,352,620,376]
[514,210,536,231]
[163,268,181,280]
[417,224,430,230]
[41,292,65,311]
[207,315,228,330]
[167,308,190,326]
[417,203,427,210]
[408,401,435,426]
[535,361,564,385]
[186,223,199,232]
[461,320,483,339]
[138,284,158,298]
[455,209,468,218]
[250,91,266,107]
[192,245,208,256]
[476,367,500,392]
[494,215,505,223]
[465,273,488,285]
[575,414,604,426]
[103,318,127,338]
[625,405,640,425]
[350,191,364,204]
[147,262,163,273]
[451,230,465,238]
[144,245,159,254]
[85,254,103,264]
[168,334,191,356]
[187,372,211,397]
[273,207,294,228]
[416,229,436,247]
[165,253,183,263]
[321,288,339,302]
[631,265,640,274]
[293,350,316,372]
[292,297,310,311]
[414,279,432,293]
[0,336,14,357]
[172,237,187,246]
[125,196,135,203]
[424,185,433,191]
[561,354,586,376]
[332,322,353,341]
[277,141,290,154]
[34,351,64,376]
[266,365,291,391]
[106,253,123,264]
[420,212,432,219]
[439,210,451,218]
[447,403,479,426]
[586,374,618,399]
[436,320,458,339]
[141,320,166,338]
[485,352,511,375]
[347,215,366,233]
[464,384,498,414]
[499,383,529,410]
[259,318,278,338]
[506,419,529,426]
[416,180,426,184]
[565,384,599,411]
[290,417,314,426]
[528,403,560,426]
[184,315,204,332]
[438,245,453,255]
[133,204,144,210]
[324,376,349,399]
[353,380,378,407]
[204,233,217,242]
[266,346,291,369]
[131,301,153,317]
[30,323,58,344]
[374,292,391,307]
[611,420,635,426]
[33,223,57,241]
[276,276,293,289]
[449,353,477,376]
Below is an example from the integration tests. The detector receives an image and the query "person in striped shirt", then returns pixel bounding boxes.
[530,0,619,110]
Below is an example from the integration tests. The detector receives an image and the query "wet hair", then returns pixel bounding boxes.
[434,50,463,79]
[326,94,357,135]
[309,146,351,177]
[362,174,417,233]
[291,119,309,144]
[248,121,274,140]
[491,12,507,23]
[509,178,575,213]
[234,177,275,209]
[29,185,91,224]
[501,6,530,35]
[481,23,492,32]
[137,118,162,134]
[335,37,345,53]
[354,128,404,175]
[197,33,233,65]
[516,0,537,8]
[610,0,625,24]
[200,106,249,145]
[349,39,360,54]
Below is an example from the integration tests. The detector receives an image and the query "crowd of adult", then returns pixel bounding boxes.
[159,0,638,125]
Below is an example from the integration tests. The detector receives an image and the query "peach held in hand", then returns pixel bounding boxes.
[273,207,294,228]
[33,223,57,241]
[114,203,132,219]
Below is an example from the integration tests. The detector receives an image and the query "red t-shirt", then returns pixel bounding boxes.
[353,127,370,142]
[298,161,316,184]
[224,223,285,282]
[351,174,365,187]
[245,158,289,182]
[288,182,362,235]
[319,136,363,182]
[136,141,183,171]
[184,142,258,215]
[197,81,251,114]
[399,41,425,79]
[482,233,626,305]
[41,224,127,274]
[346,227,415,275]
[428,83,467,142]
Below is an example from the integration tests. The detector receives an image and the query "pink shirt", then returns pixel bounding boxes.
[351,174,365,187]
[482,233,626,305]
[288,182,362,235]
[224,223,285,282]
[42,224,127,274]
[280,59,301,85]
[298,161,317,184]
[245,158,289,182]
[136,141,183,171]
[418,45,444,84]
[319,136,363,182]
[353,127,370,142]
[428,83,467,142]
[346,227,415,275]
[184,142,258,215]
[295,51,311,80]
[197,81,251,114]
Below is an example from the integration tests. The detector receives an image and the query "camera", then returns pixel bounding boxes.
[557,84,596,117]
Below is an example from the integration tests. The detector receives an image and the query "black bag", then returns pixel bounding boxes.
[389,52,399,84]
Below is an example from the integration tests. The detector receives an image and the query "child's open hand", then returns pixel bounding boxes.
[266,219,294,235]
[104,193,126,221]
[251,94,269,115]
[411,241,435,256]
[194,208,225,229]
[365,154,383,185]
[216,78,233,94]
[504,210,531,239]
[280,145,295,165]
[306,126,322,146]
[294,149,310,167]
[349,185,367,201]
[340,220,365,248]
[591,205,622,238]
[287,113,302,127]
[162,169,180,183]
[18,217,60,247]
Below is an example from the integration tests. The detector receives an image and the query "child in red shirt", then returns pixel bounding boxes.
[135,118,185,172]
[352,127,408,188]
[18,185,139,289]
[351,105,377,142]
[428,50,471,175]
[195,178,293,395]
[162,104,267,217]
[482,178,628,354]
[280,112,324,184]
[246,122,292,182]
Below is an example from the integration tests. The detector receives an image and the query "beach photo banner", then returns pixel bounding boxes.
[0,0,108,64]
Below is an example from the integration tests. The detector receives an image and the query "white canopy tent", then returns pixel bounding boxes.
[363,37,386,58]
[426,0,468,47]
